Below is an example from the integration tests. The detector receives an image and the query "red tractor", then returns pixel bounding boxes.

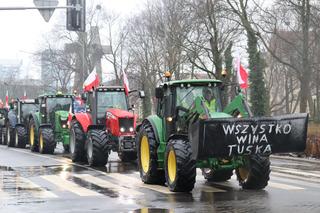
[69,85,144,166]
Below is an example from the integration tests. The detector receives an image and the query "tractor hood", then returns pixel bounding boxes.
[55,110,69,120]
[107,108,136,118]
[209,112,232,119]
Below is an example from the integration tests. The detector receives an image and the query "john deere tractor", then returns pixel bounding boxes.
[136,76,308,192]
[5,99,38,148]
[70,86,144,166]
[28,93,74,154]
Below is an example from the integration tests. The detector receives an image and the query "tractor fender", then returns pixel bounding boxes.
[143,115,164,144]
[7,111,17,128]
[87,125,105,131]
[40,123,52,129]
[74,113,92,133]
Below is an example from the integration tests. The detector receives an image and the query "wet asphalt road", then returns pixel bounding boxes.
[0,145,320,213]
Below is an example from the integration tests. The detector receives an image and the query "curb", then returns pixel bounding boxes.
[270,154,319,164]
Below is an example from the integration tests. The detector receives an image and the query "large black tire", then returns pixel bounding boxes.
[201,168,234,182]
[235,155,271,190]
[29,118,38,152]
[137,122,165,184]
[86,130,110,166]
[39,127,56,154]
[63,144,70,153]
[70,120,86,162]
[164,138,196,192]
[118,151,137,162]
[0,127,4,145]
[15,126,27,148]
[6,123,15,147]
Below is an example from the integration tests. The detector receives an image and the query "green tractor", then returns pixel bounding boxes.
[136,77,308,192]
[28,93,74,154]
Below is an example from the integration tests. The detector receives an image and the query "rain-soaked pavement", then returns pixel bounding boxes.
[1,145,320,213]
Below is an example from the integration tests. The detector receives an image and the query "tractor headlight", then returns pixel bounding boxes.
[129,127,134,132]
[62,124,67,129]
[120,127,125,132]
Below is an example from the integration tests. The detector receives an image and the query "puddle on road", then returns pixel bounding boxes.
[130,208,174,213]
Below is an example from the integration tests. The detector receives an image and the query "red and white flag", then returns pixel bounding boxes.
[237,58,249,89]
[123,70,130,96]
[22,91,27,100]
[83,69,100,92]
[5,91,9,109]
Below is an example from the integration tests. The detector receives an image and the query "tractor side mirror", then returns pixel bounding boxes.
[155,88,163,99]
[139,91,145,98]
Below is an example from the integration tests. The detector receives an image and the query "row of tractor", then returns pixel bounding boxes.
[0,73,309,192]
[0,85,144,167]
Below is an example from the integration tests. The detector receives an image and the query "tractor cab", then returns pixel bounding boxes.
[11,99,38,126]
[84,86,129,126]
[38,93,74,129]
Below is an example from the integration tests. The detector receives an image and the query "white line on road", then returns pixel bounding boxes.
[271,166,320,178]
[268,181,304,190]
[18,177,58,198]
[41,175,102,197]
[73,174,143,196]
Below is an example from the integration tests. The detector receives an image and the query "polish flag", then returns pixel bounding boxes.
[237,58,249,89]
[67,105,73,128]
[22,91,27,100]
[123,70,130,96]
[83,69,100,92]
[5,91,9,109]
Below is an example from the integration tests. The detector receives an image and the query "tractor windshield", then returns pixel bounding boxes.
[47,97,73,114]
[97,91,128,118]
[176,85,222,112]
[21,103,38,119]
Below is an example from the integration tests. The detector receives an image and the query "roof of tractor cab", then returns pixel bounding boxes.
[162,79,222,87]
[38,93,74,98]
[96,85,125,92]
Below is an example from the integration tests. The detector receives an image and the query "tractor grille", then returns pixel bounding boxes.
[119,118,134,133]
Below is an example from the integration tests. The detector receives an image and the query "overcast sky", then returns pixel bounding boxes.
[0,0,144,79]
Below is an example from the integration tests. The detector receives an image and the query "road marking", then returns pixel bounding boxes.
[73,174,143,196]
[41,175,102,197]
[272,171,320,184]
[268,181,304,190]
[18,177,58,198]
[271,166,320,178]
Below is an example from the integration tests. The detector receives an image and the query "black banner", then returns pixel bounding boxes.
[189,113,308,159]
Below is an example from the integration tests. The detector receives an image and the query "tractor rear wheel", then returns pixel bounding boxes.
[235,155,270,190]
[118,151,137,162]
[0,127,4,145]
[201,168,233,182]
[86,130,109,166]
[15,126,27,148]
[70,120,86,162]
[137,122,165,184]
[164,138,196,192]
[29,118,38,152]
[6,123,15,147]
[39,127,56,154]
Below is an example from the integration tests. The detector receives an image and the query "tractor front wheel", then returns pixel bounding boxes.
[86,130,109,166]
[15,126,27,148]
[235,155,270,190]
[70,120,86,162]
[201,168,233,182]
[165,138,196,192]
[6,123,15,147]
[39,127,56,154]
[0,127,5,145]
[137,122,165,184]
[29,118,38,152]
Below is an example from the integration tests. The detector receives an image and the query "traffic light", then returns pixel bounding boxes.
[66,0,86,32]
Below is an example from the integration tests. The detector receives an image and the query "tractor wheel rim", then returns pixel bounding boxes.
[30,125,34,146]
[167,149,177,183]
[238,168,249,181]
[140,136,150,173]
[15,131,19,147]
[39,131,43,151]
[70,129,75,154]
[87,138,93,160]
